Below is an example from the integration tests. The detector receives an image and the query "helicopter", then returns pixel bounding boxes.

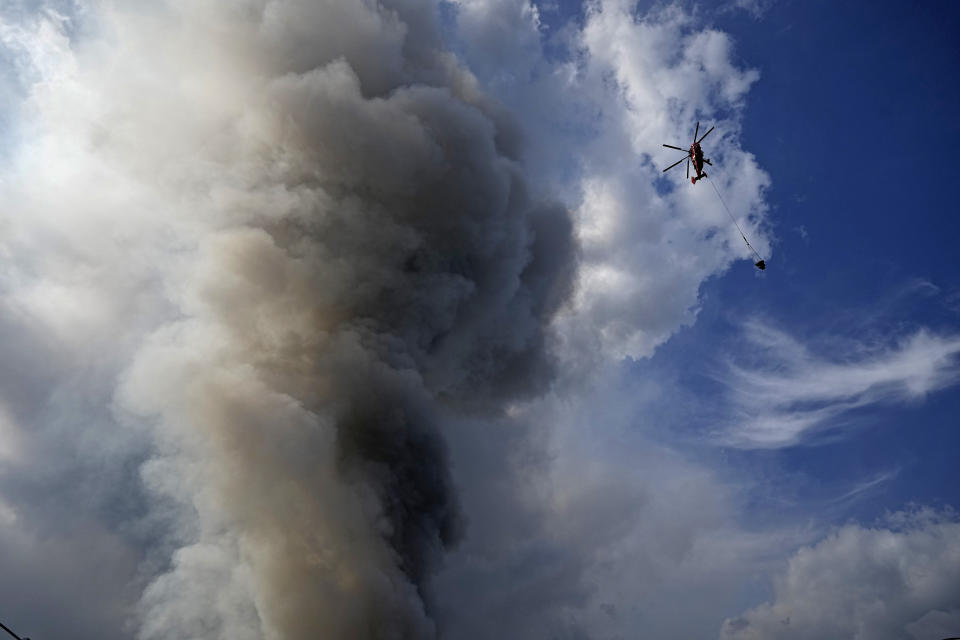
[662,121,714,184]
[661,121,767,270]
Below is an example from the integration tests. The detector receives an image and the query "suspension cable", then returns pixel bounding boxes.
[707,175,764,264]
[0,619,26,640]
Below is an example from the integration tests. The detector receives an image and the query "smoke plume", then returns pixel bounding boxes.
[1,1,573,638]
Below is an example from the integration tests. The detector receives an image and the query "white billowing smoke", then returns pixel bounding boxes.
[1,1,573,638]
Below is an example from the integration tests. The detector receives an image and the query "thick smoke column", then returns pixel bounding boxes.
[33,0,581,638]
[0,1,791,638]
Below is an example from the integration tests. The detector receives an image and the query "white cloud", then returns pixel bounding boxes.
[568,3,770,360]
[826,469,900,507]
[717,321,960,448]
[731,0,775,19]
[722,508,960,640]
[452,0,771,361]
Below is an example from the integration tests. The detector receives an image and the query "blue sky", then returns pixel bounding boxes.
[665,0,960,521]
[0,1,959,639]
[515,1,960,634]
[517,0,960,521]
[436,2,960,635]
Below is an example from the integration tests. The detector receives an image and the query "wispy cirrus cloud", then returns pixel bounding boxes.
[716,321,960,448]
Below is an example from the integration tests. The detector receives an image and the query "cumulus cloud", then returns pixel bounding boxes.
[453,0,771,361]
[722,508,960,640]
[716,321,960,448]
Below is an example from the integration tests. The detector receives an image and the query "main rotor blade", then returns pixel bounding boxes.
[663,156,687,172]
[686,158,690,179]
[694,121,699,143]
[697,126,715,143]
[663,144,686,151]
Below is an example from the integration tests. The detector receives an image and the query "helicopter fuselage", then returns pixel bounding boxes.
[690,142,705,178]
[689,142,711,183]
